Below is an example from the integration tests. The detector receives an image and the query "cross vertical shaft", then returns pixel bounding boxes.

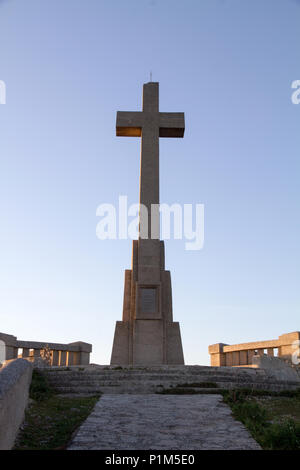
[140,83,160,240]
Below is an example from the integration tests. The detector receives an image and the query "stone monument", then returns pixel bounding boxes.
[110,82,185,365]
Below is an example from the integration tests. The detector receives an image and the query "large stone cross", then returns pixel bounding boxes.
[111,82,185,365]
[116,82,185,239]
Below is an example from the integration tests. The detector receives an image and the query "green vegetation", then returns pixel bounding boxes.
[157,381,218,394]
[223,389,300,450]
[158,388,208,395]
[45,367,71,372]
[29,370,54,402]
[157,386,220,395]
[260,395,300,422]
[175,382,218,388]
[14,370,99,450]
[222,387,300,399]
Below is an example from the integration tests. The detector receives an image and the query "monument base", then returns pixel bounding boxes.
[111,319,184,365]
[110,241,184,366]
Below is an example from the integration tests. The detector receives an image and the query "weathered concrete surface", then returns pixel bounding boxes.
[0,332,18,361]
[252,355,300,382]
[0,359,33,450]
[68,394,260,450]
[41,364,300,395]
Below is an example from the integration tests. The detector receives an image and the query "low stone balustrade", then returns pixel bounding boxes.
[0,359,33,449]
[209,332,300,367]
[0,332,92,367]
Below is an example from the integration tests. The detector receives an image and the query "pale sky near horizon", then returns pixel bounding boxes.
[0,0,299,365]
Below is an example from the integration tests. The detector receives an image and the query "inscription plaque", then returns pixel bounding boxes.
[141,288,156,313]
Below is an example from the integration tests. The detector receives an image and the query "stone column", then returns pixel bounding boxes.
[239,350,248,365]
[67,342,92,365]
[5,347,17,360]
[22,348,30,358]
[226,352,233,367]
[208,343,227,367]
[52,350,59,366]
[247,350,255,365]
[60,351,67,366]
[79,351,90,365]
[73,352,80,366]
[278,332,300,361]
[67,352,74,366]
[232,351,240,366]
[33,349,41,358]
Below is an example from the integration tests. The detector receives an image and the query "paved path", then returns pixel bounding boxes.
[68,394,261,450]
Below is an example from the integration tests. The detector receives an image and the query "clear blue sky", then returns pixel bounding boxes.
[0,0,299,365]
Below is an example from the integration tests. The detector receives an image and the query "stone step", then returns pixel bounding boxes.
[44,377,289,389]
[39,366,300,394]
[53,387,225,395]
[44,373,265,382]
[45,367,264,374]
[44,365,266,376]
[42,370,266,380]
[43,379,300,394]
[45,380,298,394]
[44,373,292,384]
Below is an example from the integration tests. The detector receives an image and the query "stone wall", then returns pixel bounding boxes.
[252,355,300,382]
[0,332,92,367]
[0,359,33,450]
[209,332,300,367]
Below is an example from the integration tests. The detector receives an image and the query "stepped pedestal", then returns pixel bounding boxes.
[111,240,184,365]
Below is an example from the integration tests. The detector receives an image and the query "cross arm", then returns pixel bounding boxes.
[116,111,144,137]
[159,112,185,138]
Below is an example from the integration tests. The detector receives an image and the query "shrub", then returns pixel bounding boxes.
[262,419,300,450]
[30,370,53,401]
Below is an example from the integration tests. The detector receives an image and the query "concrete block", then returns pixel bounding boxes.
[111,322,130,365]
[133,320,164,365]
[0,359,33,449]
[166,322,184,364]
